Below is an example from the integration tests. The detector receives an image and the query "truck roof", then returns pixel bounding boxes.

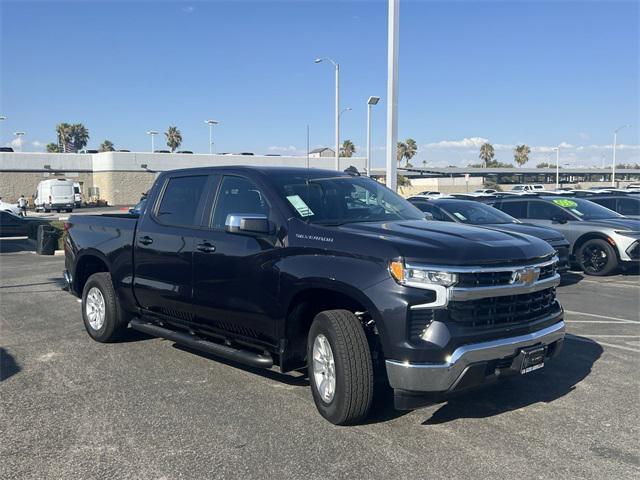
[158,165,351,177]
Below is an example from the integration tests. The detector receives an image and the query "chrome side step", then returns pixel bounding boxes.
[129,318,274,369]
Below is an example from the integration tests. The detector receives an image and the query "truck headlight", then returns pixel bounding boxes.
[389,260,458,288]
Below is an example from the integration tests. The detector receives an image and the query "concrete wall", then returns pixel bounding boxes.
[0,151,367,205]
[0,171,94,204]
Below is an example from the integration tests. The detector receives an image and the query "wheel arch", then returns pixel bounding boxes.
[73,250,112,295]
[280,281,378,372]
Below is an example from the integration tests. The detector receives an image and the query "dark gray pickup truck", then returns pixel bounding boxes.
[64,166,565,424]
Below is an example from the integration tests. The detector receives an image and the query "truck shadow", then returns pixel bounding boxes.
[421,335,602,425]
[0,238,34,254]
[0,348,21,382]
[172,344,310,387]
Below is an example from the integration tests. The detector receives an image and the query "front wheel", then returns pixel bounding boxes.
[578,238,618,276]
[81,272,130,342]
[307,310,374,425]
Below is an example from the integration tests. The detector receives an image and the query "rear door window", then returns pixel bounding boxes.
[499,201,527,218]
[156,175,209,227]
[618,198,640,216]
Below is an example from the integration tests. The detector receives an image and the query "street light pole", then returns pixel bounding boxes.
[13,131,25,152]
[205,120,219,154]
[146,131,158,153]
[366,96,380,176]
[612,124,630,187]
[552,147,560,189]
[315,57,340,170]
[385,0,400,191]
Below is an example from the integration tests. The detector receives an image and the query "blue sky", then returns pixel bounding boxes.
[1,0,638,167]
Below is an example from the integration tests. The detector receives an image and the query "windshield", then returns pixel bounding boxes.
[550,197,623,220]
[436,200,519,225]
[271,174,425,225]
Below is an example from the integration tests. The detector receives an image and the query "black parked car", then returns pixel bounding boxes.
[0,211,47,237]
[408,197,571,272]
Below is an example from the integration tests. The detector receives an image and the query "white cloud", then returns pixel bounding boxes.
[32,140,43,147]
[578,132,590,140]
[182,6,195,14]
[424,137,489,149]
[268,145,298,152]
[558,141,573,149]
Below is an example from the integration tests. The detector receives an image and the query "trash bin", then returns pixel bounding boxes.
[36,225,58,255]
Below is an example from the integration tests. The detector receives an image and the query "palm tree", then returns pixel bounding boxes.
[165,126,182,152]
[404,138,417,166]
[70,124,90,152]
[479,142,495,167]
[397,141,407,166]
[340,139,355,158]
[99,140,115,152]
[46,143,60,153]
[513,144,531,167]
[56,123,72,152]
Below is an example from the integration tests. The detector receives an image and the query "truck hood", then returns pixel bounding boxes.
[337,220,554,266]
[478,223,566,244]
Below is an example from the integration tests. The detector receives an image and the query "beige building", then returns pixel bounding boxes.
[0,151,366,206]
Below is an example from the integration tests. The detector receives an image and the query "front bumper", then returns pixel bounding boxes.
[385,320,565,396]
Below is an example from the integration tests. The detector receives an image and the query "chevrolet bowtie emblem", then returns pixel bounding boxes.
[512,267,540,285]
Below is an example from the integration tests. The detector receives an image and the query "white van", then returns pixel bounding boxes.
[35,179,75,213]
[73,182,83,207]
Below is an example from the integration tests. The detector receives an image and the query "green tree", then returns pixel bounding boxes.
[46,143,60,153]
[340,139,355,157]
[99,140,115,152]
[479,142,495,167]
[404,138,417,166]
[165,126,182,152]
[536,162,551,168]
[513,144,531,167]
[397,138,418,166]
[70,124,90,152]
[396,141,407,166]
[56,123,72,152]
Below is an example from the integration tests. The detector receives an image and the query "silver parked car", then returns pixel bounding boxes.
[488,195,640,275]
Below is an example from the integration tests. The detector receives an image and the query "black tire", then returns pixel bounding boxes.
[577,238,618,276]
[307,310,374,425]
[81,272,130,342]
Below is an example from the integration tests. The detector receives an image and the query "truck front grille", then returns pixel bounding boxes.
[456,262,557,288]
[448,287,559,328]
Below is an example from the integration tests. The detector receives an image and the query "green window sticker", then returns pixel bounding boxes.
[286,195,314,217]
[552,199,578,208]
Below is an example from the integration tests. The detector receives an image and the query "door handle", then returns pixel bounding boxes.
[196,242,216,253]
[138,235,153,246]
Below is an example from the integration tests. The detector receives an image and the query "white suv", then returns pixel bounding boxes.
[511,184,545,192]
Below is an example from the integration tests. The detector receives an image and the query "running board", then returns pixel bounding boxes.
[129,318,274,369]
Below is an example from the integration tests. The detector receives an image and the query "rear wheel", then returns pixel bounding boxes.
[307,310,374,425]
[81,272,130,342]
[578,238,618,276]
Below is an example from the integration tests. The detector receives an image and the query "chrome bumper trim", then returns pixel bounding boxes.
[385,320,565,393]
[450,273,560,301]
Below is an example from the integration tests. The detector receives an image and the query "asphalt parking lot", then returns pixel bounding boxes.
[1,240,638,479]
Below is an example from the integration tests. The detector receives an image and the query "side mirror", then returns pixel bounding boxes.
[225,213,271,235]
[423,212,434,220]
[551,215,568,224]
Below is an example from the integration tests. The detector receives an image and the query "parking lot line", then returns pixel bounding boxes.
[578,279,639,288]
[564,310,640,323]
[566,334,640,353]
